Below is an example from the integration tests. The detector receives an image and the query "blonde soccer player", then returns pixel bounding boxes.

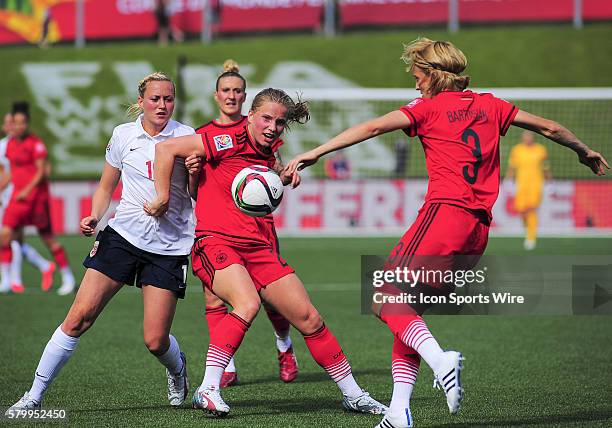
[6,72,196,412]
[286,38,608,428]
[506,130,551,250]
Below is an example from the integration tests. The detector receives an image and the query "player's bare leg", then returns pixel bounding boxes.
[0,226,21,293]
[261,274,387,415]
[6,269,122,413]
[204,288,238,387]
[193,265,260,417]
[142,285,187,407]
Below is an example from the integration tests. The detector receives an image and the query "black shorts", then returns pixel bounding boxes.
[83,226,189,299]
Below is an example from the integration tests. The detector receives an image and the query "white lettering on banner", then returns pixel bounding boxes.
[48,180,606,235]
[22,61,395,178]
[361,181,401,228]
[221,0,324,7]
[116,0,204,15]
[322,181,359,228]
[281,181,321,229]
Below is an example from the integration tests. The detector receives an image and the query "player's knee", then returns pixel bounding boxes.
[296,307,323,334]
[232,298,261,322]
[143,333,169,356]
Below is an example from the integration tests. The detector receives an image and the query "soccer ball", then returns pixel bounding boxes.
[231,165,284,217]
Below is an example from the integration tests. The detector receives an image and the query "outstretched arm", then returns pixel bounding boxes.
[512,110,609,176]
[285,110,411,176]
[144,134,206,216]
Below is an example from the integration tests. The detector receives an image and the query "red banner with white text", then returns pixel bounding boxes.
[44,179,612,236]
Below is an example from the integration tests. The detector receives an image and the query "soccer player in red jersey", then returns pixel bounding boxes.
[0,102,75,295]
[146,88,387,417]
[188,60,299,387]
[286,38,609,428]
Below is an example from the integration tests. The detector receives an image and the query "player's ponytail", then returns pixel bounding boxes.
[216,59,246,91]
[402,38,470,96]
[126,72,174,119]
[251,88,310,129]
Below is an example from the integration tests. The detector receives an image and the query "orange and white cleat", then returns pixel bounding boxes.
[10,283,25,294]
[41,262,56,292]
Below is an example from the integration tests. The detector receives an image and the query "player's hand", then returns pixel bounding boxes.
[144,196,168,217]
[185,154,202,176]
[279,168,301,189]
[285,150,320,175]
[15,190,28,201]
[578,149,610,176]
[80,216,98,237]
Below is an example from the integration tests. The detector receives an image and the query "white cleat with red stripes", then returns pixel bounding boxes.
[192,385,230,417]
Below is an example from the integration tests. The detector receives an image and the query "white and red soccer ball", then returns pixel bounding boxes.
[231,165,284,217]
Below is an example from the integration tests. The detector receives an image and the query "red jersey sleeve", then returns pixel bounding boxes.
[490,95,518,136]
[32,137,48,160]
[198,132,236,162]
[399,98,429,137]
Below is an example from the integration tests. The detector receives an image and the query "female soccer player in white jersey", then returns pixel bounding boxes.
[188,60,299,387]
[146,88,387,417]
[6,72,196,412]
[286,38,608,428]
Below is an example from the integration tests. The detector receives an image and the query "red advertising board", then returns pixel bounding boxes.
[0,0,323,45]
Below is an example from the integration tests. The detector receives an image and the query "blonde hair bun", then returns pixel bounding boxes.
[223,59,240,73]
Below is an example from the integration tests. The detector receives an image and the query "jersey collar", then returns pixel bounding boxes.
[136,115,176,139]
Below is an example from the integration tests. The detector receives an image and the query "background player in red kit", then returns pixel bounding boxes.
[286,38,608,428]
[189,60,299,387]
[0,102,75,295]
[146,88,387,417]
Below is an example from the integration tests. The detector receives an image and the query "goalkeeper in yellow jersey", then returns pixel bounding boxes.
[506,131,551,250]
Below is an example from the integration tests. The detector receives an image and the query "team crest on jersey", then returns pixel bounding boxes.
[214,134,233,151]
[90,241,99,258]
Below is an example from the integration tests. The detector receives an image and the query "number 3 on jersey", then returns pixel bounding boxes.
[461,128,481,184]
[146,160,153,180]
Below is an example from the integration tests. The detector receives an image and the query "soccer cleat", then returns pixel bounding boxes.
[192,386,230,417]
[166,352,189,407]
[5,392,41,416]
[375,408,413,428]
[10,283,25,294]
[434,351,465,415]
[220,371,238,388]
[524,239,536,251]
[278,346,298,383]
[41,262,56,291]
[342,390,388,415]
[56,282,76,296]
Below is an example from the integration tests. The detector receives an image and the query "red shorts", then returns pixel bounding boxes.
[191,235,295,292]
[382,202,489,295]
[2,195,51,233]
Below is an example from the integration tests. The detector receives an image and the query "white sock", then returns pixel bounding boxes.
[21,243,50,271]
[417,339,445,373]
[1,262,11,290]
[337,373,363,399]
[275,332,292,353]
[156,334,183,375]
[60,267,75,288]
[29,326,80,403]
[225,357,236,372]
[388,382,414,415]
[10,241,23,285]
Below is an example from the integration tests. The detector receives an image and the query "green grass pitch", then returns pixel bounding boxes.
[1,235,611,427]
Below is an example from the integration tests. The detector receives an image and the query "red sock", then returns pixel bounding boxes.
[0,246,11,263]
[206,313,250,371]
[205,305,228,332]
[303,325,351,382]
[51,245,69,269]
[264,305,290,338]
[392,338,420,386]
